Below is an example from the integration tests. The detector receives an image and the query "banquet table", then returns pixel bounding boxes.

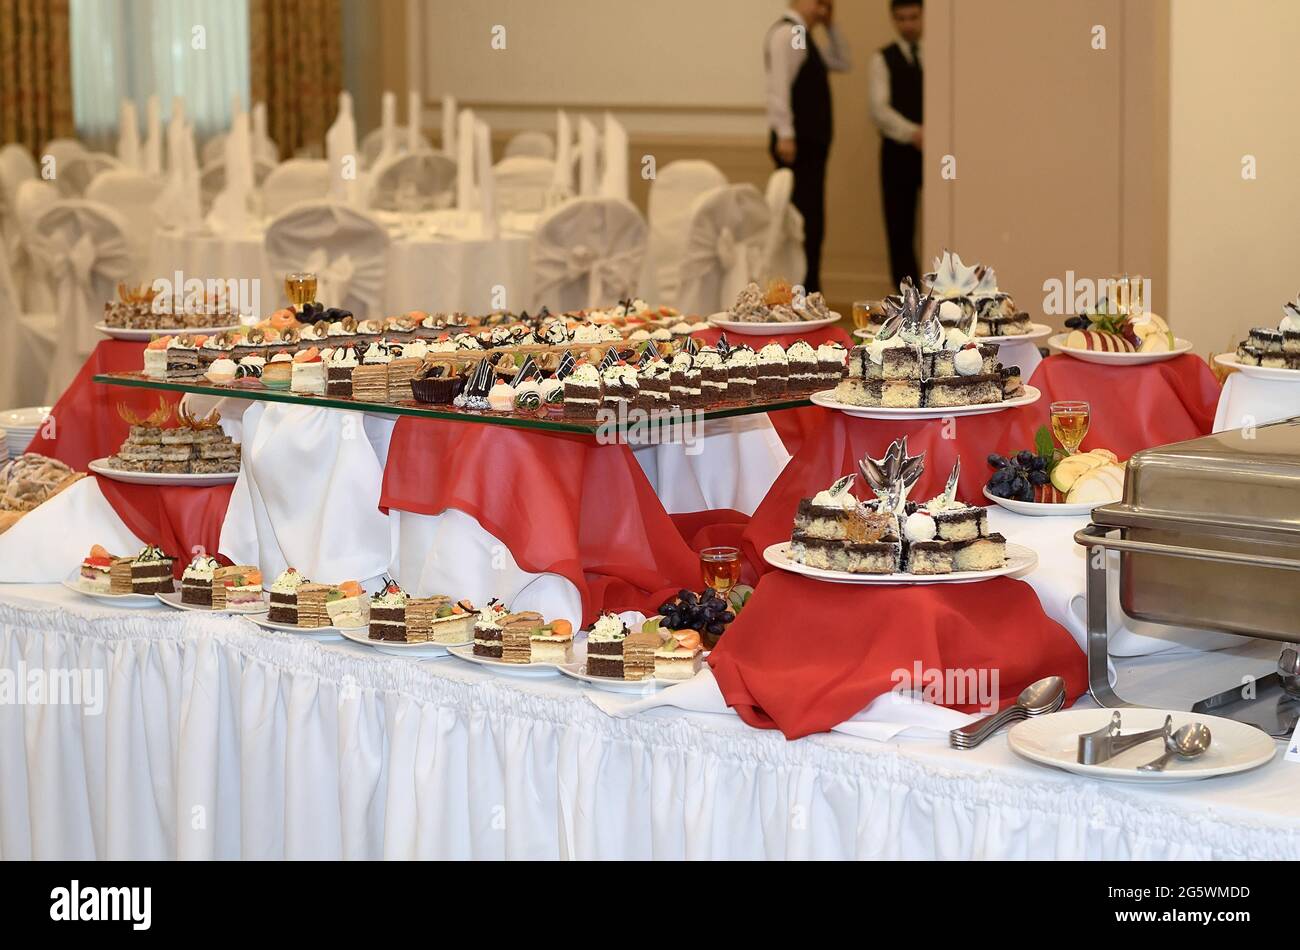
[1,582,1295,861]
[1214,369,1300,432]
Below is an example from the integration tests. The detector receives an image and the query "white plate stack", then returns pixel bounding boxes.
[0,406,51,458]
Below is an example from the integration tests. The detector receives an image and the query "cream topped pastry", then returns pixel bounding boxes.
[183,554,220,579]
[811,474,857,509]
[669,321,695,337]
[270,567,305,594]
[206,358,237,382]
[487,380,516,411]
[758,342,787,366]
[571,323,602,344]
[726,345,758,367]
[588,613,629,643]
[650,327,673,342]
[325,346,359,367]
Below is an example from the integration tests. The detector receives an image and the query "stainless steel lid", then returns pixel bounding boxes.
[1091,417,1300,541]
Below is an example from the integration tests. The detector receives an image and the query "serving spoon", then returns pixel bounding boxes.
[1137,722,1212,773]
[949,675,1066,749]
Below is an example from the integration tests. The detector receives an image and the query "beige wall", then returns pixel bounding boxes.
[1167,0,1300,351]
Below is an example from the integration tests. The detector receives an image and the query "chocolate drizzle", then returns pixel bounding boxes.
[464,358,494,398]
[598,347,619,371]
[555,351,577,380]
[684,336,700,356]
[638,347,658,368]
[514,355,542,383]
[716,332,731,359]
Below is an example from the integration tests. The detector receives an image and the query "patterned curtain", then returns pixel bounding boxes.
[249,0,342,159]
[0,0,74,154]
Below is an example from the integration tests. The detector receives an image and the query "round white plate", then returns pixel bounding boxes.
[1213,352,1300,381]
[1047,334,1193,365]
[446,642,563,677]
[88,458,240,486]
[247,615,345,641]
[556,638,695,691]
[981,486,1103,518]
[809,385,1040,420]
[763,540,1038,585]
[1008,707,1276,783]
[95,322,242,342]
[338,624,468,657]
[154,589,267,615]
[61,577,164,608]
[707,312,842,336]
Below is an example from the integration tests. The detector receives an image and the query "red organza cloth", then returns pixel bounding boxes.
[707,572,1087,739]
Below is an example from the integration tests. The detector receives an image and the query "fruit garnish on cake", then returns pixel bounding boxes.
[987,426,1125,505]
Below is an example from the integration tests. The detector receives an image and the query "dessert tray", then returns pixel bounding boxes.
[339,625,466,658]
[88,457,240,487]
[155,590,268,615]
[708,312,842,336]
[1048,334,1193,365]
[1008,708,1275,784]
[763,540,1037,585]
[810,385,1040,421]
[981,487,1097,518]
[855,324,1052,345]
[446,643,564,677]
[61,576,162,608]
[1213,352,1300,381]
[96,322,243,342]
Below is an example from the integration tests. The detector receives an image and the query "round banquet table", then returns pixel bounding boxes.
[147,210,534,317]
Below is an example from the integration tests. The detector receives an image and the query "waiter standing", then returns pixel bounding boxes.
[765,0,851,294]
[870,0,924,288]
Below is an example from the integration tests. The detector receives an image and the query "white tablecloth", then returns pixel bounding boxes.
[1,583,1295,860]
[148,211,534,318]
[1214,371,1300,433]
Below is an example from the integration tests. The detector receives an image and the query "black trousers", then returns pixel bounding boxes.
[881,142,922,289]
[770,133,828,294]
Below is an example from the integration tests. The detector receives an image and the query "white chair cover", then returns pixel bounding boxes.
[492,156,556,215]
[199,157,277,214]
[14,180,59,312]
[675,183,771,317]
[29,200,133,400]
[56,152,120,198]
[504,131,555,160]
[40,138,85,175]
[0,234,56,411]
[116,100,141,170]
[359,127,432,169]
[642,159,727,303]
[530,196,647,311]
[0,145,37,303]
[760,167,805,284]
[0,144,37,202]
[577,117,600,196]
[204,131,277,170]
[264,200,390,316]
[368,151,456,212]
[261,159,330,218]
[599,113,629,201]
[84,169,166,279]
[326,91,361,206]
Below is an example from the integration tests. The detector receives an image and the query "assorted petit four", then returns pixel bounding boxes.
[104,403,240,475]
[721,280,835,324]
[0,454,82,534]
[79,544,174,594]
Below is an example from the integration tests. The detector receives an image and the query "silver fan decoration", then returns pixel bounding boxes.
[876,278,942,380]
[859,437,926,514]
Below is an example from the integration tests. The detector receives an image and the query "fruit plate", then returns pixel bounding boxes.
[1213,352,1300,382]
[1047,334,1194,365]
[339,625,467,657]
[88,458,240,487]
[61,576,164,608]
[95,322,243,342]
[707,312,842,336]
[762,541,1038,585]
[982,487,1100,518]
[810,385,1040,420]
[155,589,268,614]
[1008,708,1275,783]
[446,643,564,677]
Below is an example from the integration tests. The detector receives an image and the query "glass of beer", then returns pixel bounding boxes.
[1050,401,1091,455]
[700,546,741,596]
[285,272,318,309]
[851,301,876,334]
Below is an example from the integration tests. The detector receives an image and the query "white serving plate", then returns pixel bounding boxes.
[809,385,1040,421]
[95,322,242,342]
[555,637,698,692]
[1,406,53,429]
[155,589,267,615]
[1213,352,1300,381]
[1008,707,1276,783]
[247,614,347,641]
[1047,334,1194,365]
[446,642,564,677]
[339,624,469,658]
[763,541,1038,585]
[981,486,1104,518]
[61,576,164,608]
[88,457,240,487]
[707,312,842,336]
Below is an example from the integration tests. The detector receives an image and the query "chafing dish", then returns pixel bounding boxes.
[1075,418,1300,736]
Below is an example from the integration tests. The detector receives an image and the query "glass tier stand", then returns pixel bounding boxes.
[93,372,815,437]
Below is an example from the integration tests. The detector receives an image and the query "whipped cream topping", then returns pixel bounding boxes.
[589,613,628,643]
[757,343,787,365]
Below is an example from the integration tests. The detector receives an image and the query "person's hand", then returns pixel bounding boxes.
[911,127,924,150]
[776,137,797,164]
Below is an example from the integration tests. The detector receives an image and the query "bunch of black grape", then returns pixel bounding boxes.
[659,589,735,637]
[1063,314,1091,330]
[298,302,354,322]
[986,450,1050,502]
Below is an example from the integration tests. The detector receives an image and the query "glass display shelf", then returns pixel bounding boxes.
[93,372,815,437]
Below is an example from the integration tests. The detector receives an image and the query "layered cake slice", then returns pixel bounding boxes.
[563,362,602,418]
[296,583,334,628]
[324,582,366,629]
[952,533,1007,572]
[472,600,510,658]
[351,364,389,403]
[817,341,847,387]
[181,554,219,605]
[109,553,136,594]
[621,629,661,681]
[268,567,306,624]
[325,346,359,397]
[212,566,262,610]
[654,628,703,681]
[407,596,478,644]
[368,580,408,641]
[130,545,174,594]
[529,620,574,665]
[789,534,902,574]
[785,340,820,391]
[585,613,629,678]
[726,346,757,400]
[696,347,728,402]
[755,343,788,397]
[500,612,545,664]
[79,545,120,594]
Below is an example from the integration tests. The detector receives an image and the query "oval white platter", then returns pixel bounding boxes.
[1213,352,1300,382]
[981,486,1103,518]
[554,637,698,693]
[339,624,469,658]
[809,385,1040,421]
[1008,707,1276,783]
[155,589,267,614]
[88,458,240,487]
[707,312,842,336]
[61,576,164,608]
[445,642,564,677]
[247,614,347,641]
[763,541,1037,585]
[1047,334,1193,365]
[95,322,243,342]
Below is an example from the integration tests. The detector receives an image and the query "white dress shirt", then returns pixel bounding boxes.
[869,39,922,144]
[764,10,852,141]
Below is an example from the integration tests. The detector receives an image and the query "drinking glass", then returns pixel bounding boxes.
[1050,401,1091,455]
[285,272,317,309]
[699,546,741,597]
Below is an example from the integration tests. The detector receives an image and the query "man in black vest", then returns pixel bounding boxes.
[765,0,851,294]
[870,0,924,288]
